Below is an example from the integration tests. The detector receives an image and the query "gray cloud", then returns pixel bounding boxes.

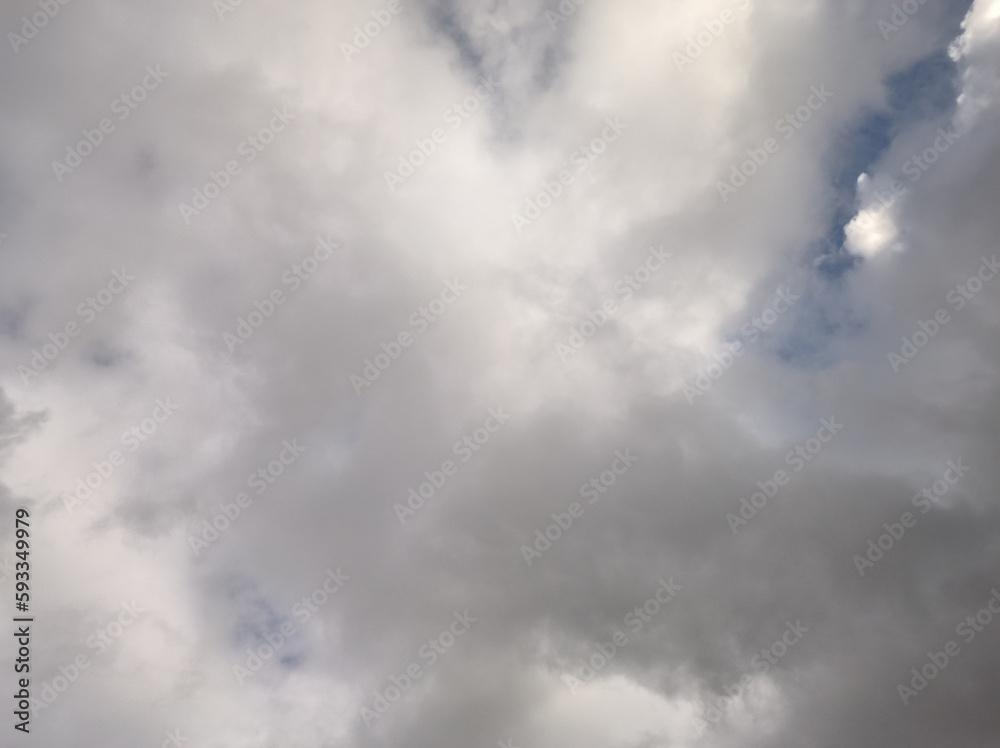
[1,0,999,746]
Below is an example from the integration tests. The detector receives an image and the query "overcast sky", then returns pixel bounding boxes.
[2,0,1000,746]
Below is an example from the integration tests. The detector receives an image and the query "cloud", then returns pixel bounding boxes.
[1,0,999,746]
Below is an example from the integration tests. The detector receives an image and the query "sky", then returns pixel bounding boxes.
[1,0,1000,746]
